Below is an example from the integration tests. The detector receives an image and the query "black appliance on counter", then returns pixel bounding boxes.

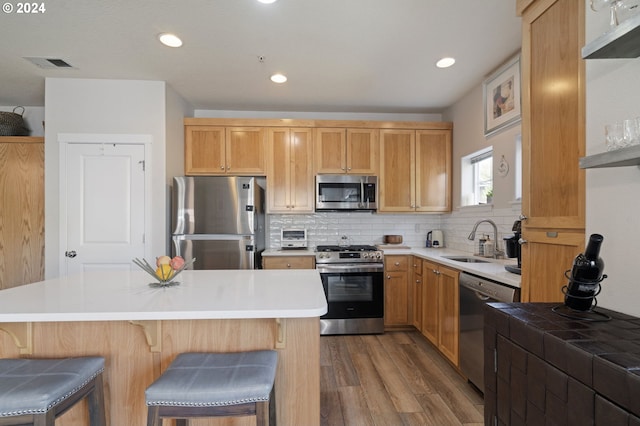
[503,220,522,275]
[315,245,384,335]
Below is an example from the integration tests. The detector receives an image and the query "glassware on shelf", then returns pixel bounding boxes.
[590,0,640,27]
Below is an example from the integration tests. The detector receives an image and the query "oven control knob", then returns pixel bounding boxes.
[362,253,369,258]
[375,252,382,258]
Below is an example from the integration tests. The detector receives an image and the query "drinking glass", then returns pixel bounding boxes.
[605,122,623,150]
[623,118,639,147]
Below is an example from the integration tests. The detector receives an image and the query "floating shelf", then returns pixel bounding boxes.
[579,144,640,168]
[582,13,640,59]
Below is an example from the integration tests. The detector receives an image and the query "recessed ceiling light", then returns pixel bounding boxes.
[270,73,287,83]
[436,57,456,68]
[257,0,278,3]
[158,33,183,48]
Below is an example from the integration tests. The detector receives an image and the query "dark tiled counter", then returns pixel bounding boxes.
[484,302,640,425]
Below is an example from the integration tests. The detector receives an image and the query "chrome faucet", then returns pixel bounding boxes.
[468,219,504,258]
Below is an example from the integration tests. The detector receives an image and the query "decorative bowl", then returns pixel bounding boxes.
[132,257,195,287]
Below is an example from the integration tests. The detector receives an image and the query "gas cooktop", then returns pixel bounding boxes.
[315,245,378,252]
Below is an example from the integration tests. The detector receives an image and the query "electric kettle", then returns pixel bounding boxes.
[426,230,444,248]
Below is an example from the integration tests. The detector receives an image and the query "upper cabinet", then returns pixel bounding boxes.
[314,128,379,175]
[518,0,585,302]
[185,125,266,175]
[267,128,314,213]
[378,129,451,213]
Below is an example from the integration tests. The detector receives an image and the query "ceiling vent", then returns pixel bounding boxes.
[23,57,76,69]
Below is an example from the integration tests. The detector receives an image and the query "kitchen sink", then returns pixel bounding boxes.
[441,256,491,263]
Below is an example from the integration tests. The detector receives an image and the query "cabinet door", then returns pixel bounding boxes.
[438,265,459,366]
[384,255,409,326]
[267,129,314,214]
[411,257,423,329]
[415,130,451,212]
[520,0,585,301]
[346,129,379,175]
[262,256,315,269]
[225,127,266,175]
[521,230,584,302]
[379,130,415,212]
[0,137,44,289]
[267,128,291,212]
[421,260,439,345]
[184,126,226,175]
[314,128,346,173]
[289,129,314,212]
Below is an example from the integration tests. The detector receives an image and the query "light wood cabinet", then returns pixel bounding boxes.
[379,129,451,212]
[184,126,266,175]
[411,257,423,329]
[421,260,459,366]
[0,137,44,290]
[267,128,314,213]
[314,128,378,175]
[518,0,585,302]
[384,255,409,327]
[262,256,315,269]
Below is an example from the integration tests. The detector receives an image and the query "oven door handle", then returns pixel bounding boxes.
[317,263,384,274]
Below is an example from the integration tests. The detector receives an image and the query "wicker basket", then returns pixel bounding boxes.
[0,106,30,136]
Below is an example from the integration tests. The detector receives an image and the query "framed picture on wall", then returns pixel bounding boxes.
[484,53,521,137]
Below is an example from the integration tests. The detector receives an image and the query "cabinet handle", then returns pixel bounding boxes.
[347,167,351,171]
[286,263,291,268]
[227,166,231,170]
[387,275,391,279]
[416,279,421,284]
[394,262,400,266]
[518,238,528,245]
[519,214,528,221]
[220,166,225,170]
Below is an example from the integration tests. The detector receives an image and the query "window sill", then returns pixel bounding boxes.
[457,203,493,213]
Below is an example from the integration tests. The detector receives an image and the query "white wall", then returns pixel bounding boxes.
[44,78,170,278]
[441,69,522,256]
[585,8,640,316]
[195,109,442,122]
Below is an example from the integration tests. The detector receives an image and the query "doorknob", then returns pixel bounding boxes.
[65,250,77,258]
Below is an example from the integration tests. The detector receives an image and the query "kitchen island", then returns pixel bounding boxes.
[0,269,327,425]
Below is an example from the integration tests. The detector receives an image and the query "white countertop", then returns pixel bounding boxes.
[264,246,521,288]
[0,269,328,323]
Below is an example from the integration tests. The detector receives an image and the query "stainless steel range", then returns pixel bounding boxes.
[315,245,384,335]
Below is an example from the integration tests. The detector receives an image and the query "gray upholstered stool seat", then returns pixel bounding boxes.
[0,357,106,426]
[146,350,277,426]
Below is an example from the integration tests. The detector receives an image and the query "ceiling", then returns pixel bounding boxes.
[0,0,522,113]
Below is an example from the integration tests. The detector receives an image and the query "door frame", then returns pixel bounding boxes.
[58,133,152,274]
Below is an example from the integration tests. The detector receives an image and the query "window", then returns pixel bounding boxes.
[461,147,493,206]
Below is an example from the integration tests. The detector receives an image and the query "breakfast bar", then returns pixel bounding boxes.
[0,269,327,425]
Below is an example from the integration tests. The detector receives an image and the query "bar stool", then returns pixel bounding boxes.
[145,350,277,426]
[0,356,106,426]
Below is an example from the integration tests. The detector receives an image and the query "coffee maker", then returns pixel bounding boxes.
[503,220,522,275]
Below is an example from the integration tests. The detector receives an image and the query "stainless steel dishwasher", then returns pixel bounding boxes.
[459,272,520,394]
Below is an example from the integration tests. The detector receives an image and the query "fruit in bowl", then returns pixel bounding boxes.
[133,255,196,287]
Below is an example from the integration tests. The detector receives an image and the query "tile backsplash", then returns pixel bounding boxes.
[267,204,521,254]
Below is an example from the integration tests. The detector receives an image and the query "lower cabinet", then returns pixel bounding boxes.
[384,255,409,327]
[262,256,315,269]
[421,260,460,367]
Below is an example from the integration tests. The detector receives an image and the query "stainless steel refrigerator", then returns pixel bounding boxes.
[171,176,265,270]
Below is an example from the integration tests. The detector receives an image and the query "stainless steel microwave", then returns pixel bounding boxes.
[315,175,377,211]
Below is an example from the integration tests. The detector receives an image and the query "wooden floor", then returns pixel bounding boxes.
[320,330,484,426]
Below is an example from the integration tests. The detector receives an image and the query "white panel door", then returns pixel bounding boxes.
[64,143,145,275]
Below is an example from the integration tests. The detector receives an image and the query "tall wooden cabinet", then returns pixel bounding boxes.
[518,0,586,302]
[379,129,451,213]
[421,260,459,367]
[267,128,314,213]
[0,137,44,289]
[184,126,266,175]
[314,128,378,175]
[384,255,409,327]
